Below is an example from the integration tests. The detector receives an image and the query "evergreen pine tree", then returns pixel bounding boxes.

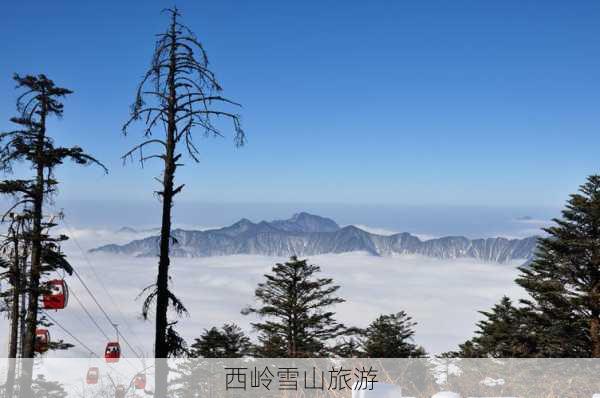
[253,331,288,358]
[453,296,539,357]
[243,256,346,357]
[189,323,250,358]
[0,73,106,395]
[362,312,425,358]
[31,375,67,398]
[333,335,364,358]
[515,175,600,357]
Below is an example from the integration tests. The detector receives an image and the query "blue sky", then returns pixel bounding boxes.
[1,1,599,214]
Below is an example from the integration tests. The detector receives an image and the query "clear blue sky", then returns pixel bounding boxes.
[1,0,599,209]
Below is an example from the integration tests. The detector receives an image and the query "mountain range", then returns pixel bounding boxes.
[90,212,539,263]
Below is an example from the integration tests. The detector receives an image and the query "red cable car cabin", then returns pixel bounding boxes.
[134,373,146,390]
[35,329,50,353]
[42,279,69,310]
[104,342,121,363]
[86,367,99,385]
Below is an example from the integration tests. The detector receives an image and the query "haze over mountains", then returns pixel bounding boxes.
[90,213,538,263]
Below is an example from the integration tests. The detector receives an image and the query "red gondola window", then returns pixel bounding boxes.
[43,279,68,310]
[104,342,121,363]
[35,329,50,353]
[134,373,146,390]
[86,367,99,384]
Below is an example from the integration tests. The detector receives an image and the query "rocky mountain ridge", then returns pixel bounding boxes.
[91,212,538,263]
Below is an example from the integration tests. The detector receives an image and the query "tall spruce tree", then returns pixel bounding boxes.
[361,312,425,358]
[31,375,67,398]
[173,324,249,398]
[253,330,288,358]
[333,335,364,358]
[515,175,600,357]
[122,7,244,394]
[452,296,539,357]
[0,74,106,395]
[189,323,250,358]
[243,256,346,357]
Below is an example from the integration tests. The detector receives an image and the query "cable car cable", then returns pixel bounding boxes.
[60,219,145,358]
[48,216,147,369]
[43,311,132,381]
[42,311,99,358]
[49,268,112,343]
[69,266,143,359]
[49,267,111,342]
[68,283,111,341]
[61,218,144,341]
[46,274,141,377]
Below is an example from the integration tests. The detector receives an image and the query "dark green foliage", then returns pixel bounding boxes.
[0,74,105,395]
[166,322,189,358]
[361,311,426,358]
[456,175,600,358]
[173,324,250,397]
[333,335,364,358]
[0,74,106,180]
[243,256,346,357]
[253,330,288,358]
[189,323,250,358]
[515,175,600,357]
[452,297,539,357]
[31,375,67,398]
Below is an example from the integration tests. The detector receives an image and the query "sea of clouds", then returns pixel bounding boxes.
[0,224,528,358]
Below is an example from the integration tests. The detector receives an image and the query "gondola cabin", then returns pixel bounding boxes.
[42,279,68,310]
[35,329,50,353]
[86,367,99,385]
[115,385,126,398]
[134,373,146,390]
[104,342,121,363]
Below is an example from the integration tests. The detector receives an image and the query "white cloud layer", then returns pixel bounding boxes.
[0,228,526,357]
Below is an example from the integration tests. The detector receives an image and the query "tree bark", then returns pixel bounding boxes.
[591,315,600,358]
[154,16,177,398]
[19,96,46,398]
[19,243,29,358]
[5,232,20,398]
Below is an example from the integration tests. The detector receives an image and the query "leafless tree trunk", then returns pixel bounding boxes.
[154,24,178,392]
[122,8,245,396]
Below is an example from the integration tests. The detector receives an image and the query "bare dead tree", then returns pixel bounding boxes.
[122,7,245,396]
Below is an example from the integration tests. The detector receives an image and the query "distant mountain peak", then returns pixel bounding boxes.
[270,212,340,233]
[91,213,539,263]
[117,226,138,234]
[341,224,365,232]
[215,218,257,237]
[290,211,317,220]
